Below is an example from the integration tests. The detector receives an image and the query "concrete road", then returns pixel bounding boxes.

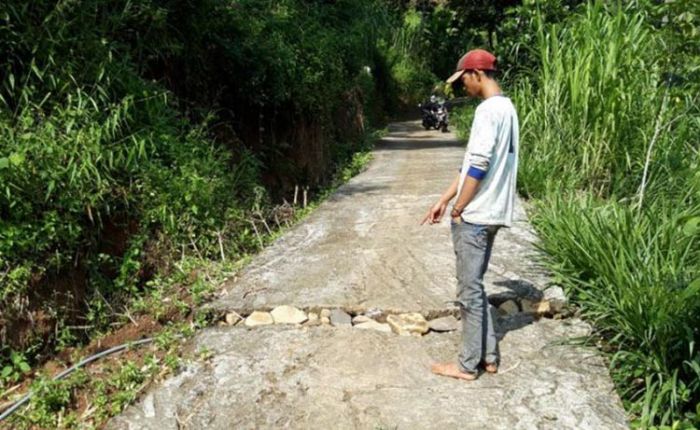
[108,121,628,430]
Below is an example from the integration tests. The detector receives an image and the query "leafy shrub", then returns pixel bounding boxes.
[0,0,407,376]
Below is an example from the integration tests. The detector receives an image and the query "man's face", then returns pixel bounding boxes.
[461,71,479,97]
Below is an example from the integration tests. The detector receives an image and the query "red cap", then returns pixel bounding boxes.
[446,49,497,83]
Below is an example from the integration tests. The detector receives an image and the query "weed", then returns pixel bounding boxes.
[1,352,31,387]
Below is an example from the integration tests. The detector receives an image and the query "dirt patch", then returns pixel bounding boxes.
[0,267,88,355]
[0,215,145,357]
[82,316,161,358]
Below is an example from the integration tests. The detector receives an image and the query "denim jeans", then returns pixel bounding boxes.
[450,218,500,373]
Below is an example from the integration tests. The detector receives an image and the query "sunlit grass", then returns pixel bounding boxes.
[505,1,700,426]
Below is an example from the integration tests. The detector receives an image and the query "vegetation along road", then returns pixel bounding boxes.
[1,0,698,428]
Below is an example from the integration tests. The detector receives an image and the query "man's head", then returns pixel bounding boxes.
[446,49,497,98]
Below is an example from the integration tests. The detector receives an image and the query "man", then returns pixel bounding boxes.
[421,49,519,381]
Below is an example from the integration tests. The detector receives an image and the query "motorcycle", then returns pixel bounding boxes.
[418,97,449,132]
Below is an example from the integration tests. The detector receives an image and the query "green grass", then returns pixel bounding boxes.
[453,1,700,426]
[530,195,700,426]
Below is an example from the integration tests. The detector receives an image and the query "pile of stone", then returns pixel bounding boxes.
[496,286,569,318]
[222,306,460,336]
[222,288,569,335]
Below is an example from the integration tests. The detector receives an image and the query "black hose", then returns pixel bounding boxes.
[0,338,154,422]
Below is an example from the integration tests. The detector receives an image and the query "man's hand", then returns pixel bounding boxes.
[421,201,447,225]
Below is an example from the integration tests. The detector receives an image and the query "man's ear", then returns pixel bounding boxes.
[475,70,486,82]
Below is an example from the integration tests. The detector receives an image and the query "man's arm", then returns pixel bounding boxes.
[421,173,460,225]
[422,170,483,225]
[439,173,460,205]
[450,175,481,217]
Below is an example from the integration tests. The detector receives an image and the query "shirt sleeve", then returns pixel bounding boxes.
[466,107,497,180]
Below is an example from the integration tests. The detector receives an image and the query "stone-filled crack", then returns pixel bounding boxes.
[212,298,570,338]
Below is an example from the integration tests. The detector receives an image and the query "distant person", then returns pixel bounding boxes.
[421,49,519,380]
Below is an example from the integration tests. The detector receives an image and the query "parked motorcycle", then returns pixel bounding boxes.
[418,96,449,132]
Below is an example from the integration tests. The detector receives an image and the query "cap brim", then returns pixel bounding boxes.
[446,70,465,84]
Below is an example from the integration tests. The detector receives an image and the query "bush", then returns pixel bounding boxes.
[504,1,700,425]
[0,0,407,374]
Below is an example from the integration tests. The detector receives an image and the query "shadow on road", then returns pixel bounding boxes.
[490,279,544,304]
[330,184,389,199]
[376,139,463,151]
[495,312,536,341]
[486,280,545,341]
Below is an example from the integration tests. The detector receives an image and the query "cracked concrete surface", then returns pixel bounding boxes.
[108,121,628,429]
[205,122,549,316]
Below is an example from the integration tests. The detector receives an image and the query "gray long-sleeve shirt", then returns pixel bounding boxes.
[457,95,519,227]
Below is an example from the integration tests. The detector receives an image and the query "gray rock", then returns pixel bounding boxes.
[329,309,352,327]
[224,312,242,326]
[320,309,331,318]
[428,315,459,332]
[544,285,568,313]
[498,300,519,315]
[352,315,371,324]
[364,308,383,319]
[522,299,551,315]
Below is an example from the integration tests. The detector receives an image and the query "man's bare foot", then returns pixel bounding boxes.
[430,362,477,381]
[483,362,498,374]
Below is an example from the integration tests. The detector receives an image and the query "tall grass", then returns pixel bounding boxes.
[508,1,700,426]
[515,1,670,199]
[530,194,700,425]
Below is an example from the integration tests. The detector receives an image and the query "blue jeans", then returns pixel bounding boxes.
[450,218,500,373]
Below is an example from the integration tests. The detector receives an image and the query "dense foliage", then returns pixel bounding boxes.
[0,0,433,378]
[505,1,700,426]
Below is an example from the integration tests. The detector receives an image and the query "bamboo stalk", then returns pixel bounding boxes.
[249,220,264,249]
[217,230,226,262]
[637,88,669,212]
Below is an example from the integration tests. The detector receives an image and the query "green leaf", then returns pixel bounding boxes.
[683,217,700,237]
[31,61,42,80]
[0,158,8,170]
[46,180,55,201]
[1,366,13,378]
[9,153,24,166]
[682,278,700,302]
[19,362,31,373]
